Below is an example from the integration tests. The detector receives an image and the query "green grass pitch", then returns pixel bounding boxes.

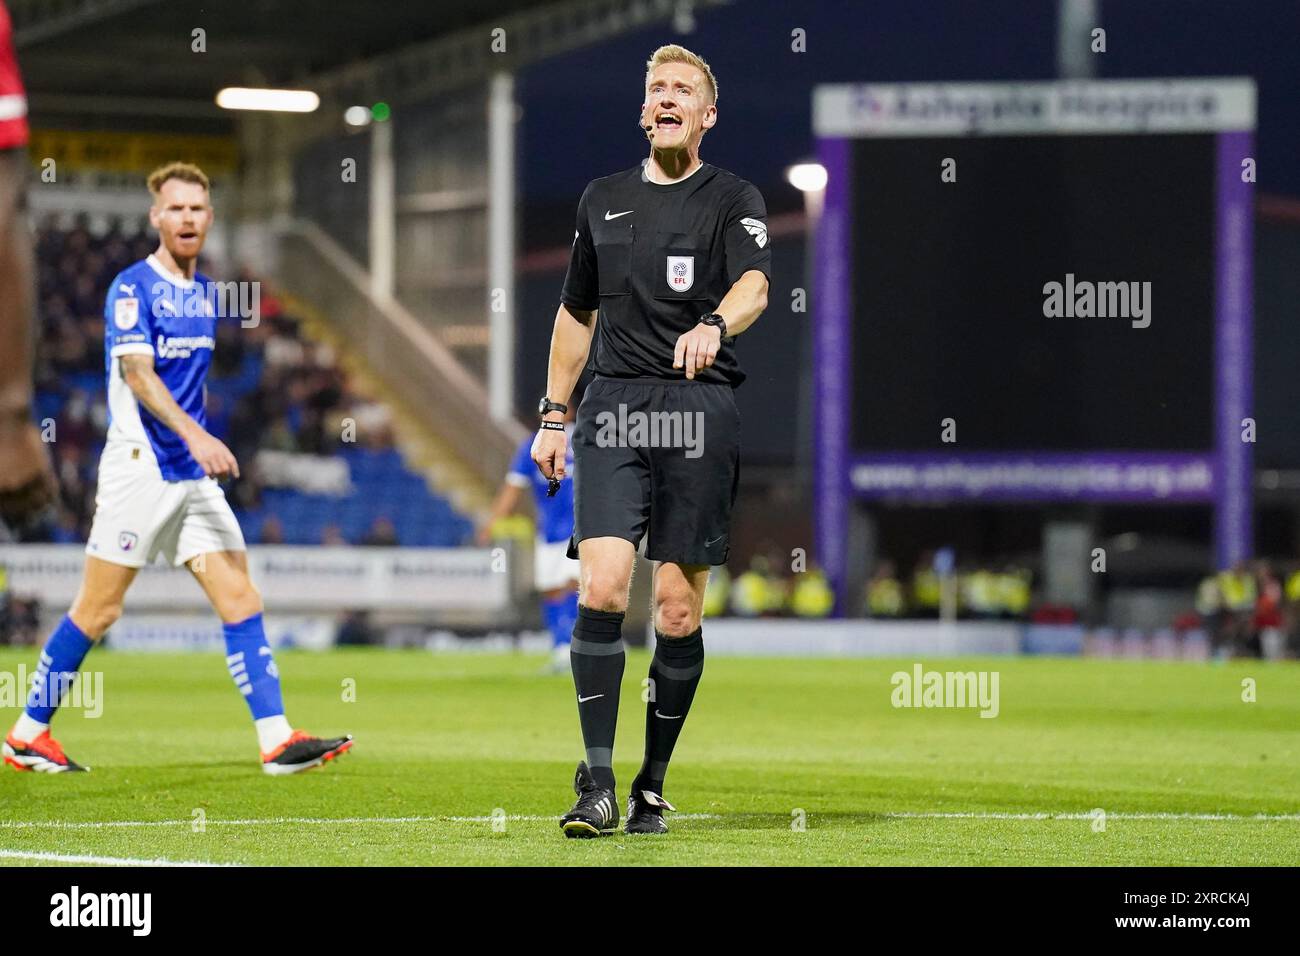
[1,648,1297,866]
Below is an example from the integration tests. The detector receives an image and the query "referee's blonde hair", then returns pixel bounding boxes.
[645,44,718,104]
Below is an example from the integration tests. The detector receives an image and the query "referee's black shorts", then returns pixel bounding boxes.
[567,375,740,566]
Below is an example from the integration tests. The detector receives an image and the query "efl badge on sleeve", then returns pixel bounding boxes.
[667,255,694,293]
[114,297,140,330]
[118,531,139,552]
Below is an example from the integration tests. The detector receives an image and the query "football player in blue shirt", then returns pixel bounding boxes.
[478,405,580,674]
[4,162,352,775]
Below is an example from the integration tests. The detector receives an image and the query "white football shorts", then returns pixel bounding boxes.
[534,537,580,592]
[85,441,246,568]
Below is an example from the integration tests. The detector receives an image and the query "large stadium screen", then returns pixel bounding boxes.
[849,133,1216,452]
[812,79,1256,593]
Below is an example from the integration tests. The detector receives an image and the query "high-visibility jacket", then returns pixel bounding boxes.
[998,571,1032,616]
[731,570,770,617]
[791,570,834,618]
[963,570,1001,615]
[912,569,941,611]
[867,577,904,617]
[1217,571,1256,612]
[1195,576,1221,615]
[702,566,730,618]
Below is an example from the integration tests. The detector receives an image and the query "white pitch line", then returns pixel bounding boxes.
[0,816,429,830]
[0,811,1295,832]
[888,812,1300,821]
[0,813,721,830]
[446,813,721,823]
[0,849,230,867]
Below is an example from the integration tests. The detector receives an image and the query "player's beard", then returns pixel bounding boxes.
[164,228,205,268]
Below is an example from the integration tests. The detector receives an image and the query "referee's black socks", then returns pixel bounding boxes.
[570,605,626,791]
[633,627,705,798]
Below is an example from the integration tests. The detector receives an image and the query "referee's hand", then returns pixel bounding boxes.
[0,420,57,526]
[531,424,567,481]
[674,322,723,380]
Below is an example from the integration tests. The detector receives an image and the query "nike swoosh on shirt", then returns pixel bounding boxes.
[654,711,683,720]
[578,694,605,703]
[604,209,633,220]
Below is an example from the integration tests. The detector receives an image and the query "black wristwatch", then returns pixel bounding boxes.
[699,312,729,337]
[537,397,568,417]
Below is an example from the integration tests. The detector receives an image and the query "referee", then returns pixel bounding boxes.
[532,44,771,837]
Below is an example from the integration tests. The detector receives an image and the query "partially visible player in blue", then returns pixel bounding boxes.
[3,162,352,774]
[478,404,579,674]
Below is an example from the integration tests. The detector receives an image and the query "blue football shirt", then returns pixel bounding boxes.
[507,429,575,544]
[103,255,219,481]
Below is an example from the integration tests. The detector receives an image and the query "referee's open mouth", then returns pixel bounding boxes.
[654,113,684,132]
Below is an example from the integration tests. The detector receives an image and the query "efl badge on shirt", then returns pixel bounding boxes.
[667,255,694,293]
[114,297,139,330]
[118,531,138,552]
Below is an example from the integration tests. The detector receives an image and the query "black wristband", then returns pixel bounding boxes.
[539,420,565,432]
[699,312,729,337]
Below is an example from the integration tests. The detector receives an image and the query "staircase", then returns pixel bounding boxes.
[273,221,527,519]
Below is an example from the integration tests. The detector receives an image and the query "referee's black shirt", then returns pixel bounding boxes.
[560,160,771,387]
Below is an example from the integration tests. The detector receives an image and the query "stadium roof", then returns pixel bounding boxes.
[12,0,729,131]
[10,0,528,125]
